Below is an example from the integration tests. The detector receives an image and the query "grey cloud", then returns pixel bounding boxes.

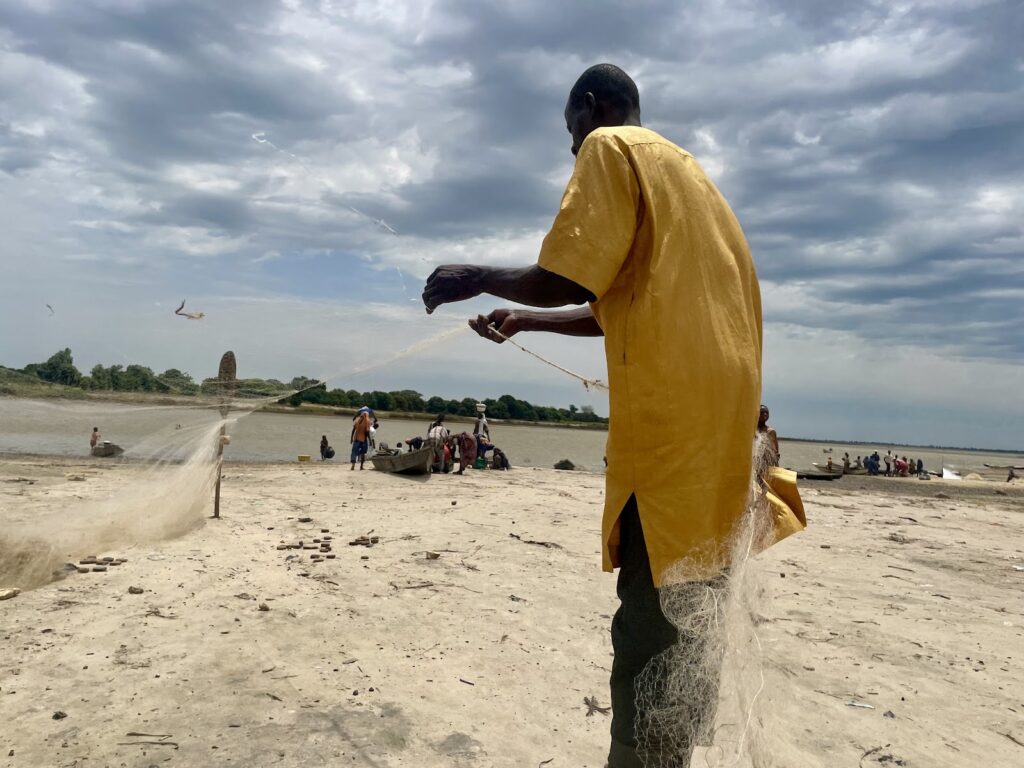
[0,0,1021,424]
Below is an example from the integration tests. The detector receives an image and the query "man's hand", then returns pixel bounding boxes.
[422,265,485,314]
[469,309,519,344]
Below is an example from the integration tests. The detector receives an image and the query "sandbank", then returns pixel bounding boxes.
[1,456,1022,766]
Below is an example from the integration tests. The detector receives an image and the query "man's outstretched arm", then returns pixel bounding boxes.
[422,264,593,313]
[468,306,603,344]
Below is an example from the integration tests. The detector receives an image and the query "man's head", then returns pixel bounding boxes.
[93,427,98,432]
[564,63,641,156]
[758,405,769,427]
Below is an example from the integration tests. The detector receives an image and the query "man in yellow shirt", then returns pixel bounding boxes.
[423,64,763,767]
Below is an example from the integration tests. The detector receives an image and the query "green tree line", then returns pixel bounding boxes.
[12,348,607,425]
[286,384,604,423]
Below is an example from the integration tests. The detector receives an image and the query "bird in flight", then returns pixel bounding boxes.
[174,300,205,320]
[46,304,54,316]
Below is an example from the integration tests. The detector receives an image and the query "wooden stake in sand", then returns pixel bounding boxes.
[213,351,237,520]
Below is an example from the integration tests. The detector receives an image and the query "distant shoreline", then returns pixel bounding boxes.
[2,390,1019,452]
[780,435,1023,456]
[0,390,610,432]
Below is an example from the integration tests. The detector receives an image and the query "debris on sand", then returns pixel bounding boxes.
[553,459,575,471]
[349,535,380,547]
[509,533,562,549]
[584,696,611,716]
[0,587,20,601]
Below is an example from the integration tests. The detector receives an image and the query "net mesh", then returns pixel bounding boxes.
[635,432,793,768]
[0,325,471,591]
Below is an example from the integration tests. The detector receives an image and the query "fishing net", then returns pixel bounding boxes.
[634,432,801,768]
[0,320,476,592]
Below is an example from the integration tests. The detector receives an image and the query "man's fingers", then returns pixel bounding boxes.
[422,287,445,312]
[421,268,445,311]
[468,315,504,344]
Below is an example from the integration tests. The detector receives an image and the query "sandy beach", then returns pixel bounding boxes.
[1,456,1022,767]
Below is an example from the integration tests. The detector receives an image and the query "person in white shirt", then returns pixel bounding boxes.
[474,413,490,442]
[427,416,450,471]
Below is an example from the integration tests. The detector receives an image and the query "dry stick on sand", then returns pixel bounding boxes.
[119,732,178,748]
[144,607,177,619]
[509,533,562,549]
[389,581,435,590]
[998,732,1024,749]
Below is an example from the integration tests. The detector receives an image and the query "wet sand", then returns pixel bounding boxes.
[1,456,1022,767]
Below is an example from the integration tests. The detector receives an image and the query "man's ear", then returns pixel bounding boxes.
[584,91,597,115]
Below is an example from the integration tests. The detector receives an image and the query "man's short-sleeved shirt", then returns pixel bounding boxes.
[538,126,763,586]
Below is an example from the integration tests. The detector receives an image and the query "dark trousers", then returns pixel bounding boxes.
[609,496,725,767]
[608,496,680,767]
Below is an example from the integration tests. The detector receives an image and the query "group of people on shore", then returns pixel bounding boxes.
[404,407,511,474]
[845,450,926,477]
[317,404,511,473]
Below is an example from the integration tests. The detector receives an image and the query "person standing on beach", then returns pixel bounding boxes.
[422,63,763,767]
[757,405,780,466]
[426,416,450,472]
[454,432,478,475]
[320,435,330,461]
[884,450,893,477]
[89,427,100,449]
[369,419,379,452]
[474,405,490,443]
[350,411,372,471]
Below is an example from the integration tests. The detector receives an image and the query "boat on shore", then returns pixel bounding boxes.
[798,469,842,481]
[370,446,433,476]
[90,442,124,458]
[811,462,844,475]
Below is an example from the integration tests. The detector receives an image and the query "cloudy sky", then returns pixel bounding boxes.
[1,0,1021,449]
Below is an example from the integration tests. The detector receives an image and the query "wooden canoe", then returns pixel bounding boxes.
[812,462,844,475]
[798,469,842,481]
[370,446,433,476]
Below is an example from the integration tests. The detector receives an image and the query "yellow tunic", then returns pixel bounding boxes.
[538,126,763,586]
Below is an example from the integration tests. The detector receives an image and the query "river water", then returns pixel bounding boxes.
[1,398,1020,475]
